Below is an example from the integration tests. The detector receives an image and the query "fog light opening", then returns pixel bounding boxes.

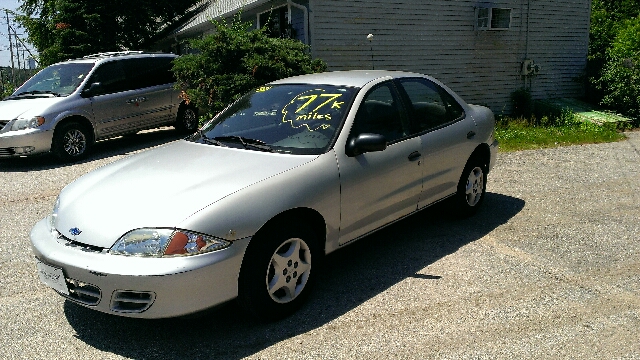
[13,146,35,155]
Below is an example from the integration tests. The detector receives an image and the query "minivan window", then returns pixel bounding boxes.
[123,58,175,89]
[85,57,175,96]
[86,61,128,95]
[12,63,94,97]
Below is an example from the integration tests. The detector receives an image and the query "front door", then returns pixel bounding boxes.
[338,81,423,244]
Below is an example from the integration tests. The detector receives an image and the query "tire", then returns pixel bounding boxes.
[238,226,320,321]
[175,104,198,134]
[52,122,91,162]
[453,156,487,217]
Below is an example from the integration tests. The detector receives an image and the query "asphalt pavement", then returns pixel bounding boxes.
[1,129,638,359]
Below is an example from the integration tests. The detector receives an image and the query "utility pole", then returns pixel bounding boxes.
[5,10,16,86]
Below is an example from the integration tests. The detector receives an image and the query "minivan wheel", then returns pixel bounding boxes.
[238,226,320,321]
[52,122,91,162]
[175,104,198,133]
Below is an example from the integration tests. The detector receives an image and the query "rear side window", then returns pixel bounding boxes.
[123,57,175,89]
[86,57,175,96]
[397,78,465,133]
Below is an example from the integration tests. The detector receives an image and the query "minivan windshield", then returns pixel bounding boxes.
[190,84,357,155]
[12,62,94,97]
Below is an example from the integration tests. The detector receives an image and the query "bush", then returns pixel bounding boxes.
[510,88,533,118]
[172,15,327,120]
[598,17,640,122]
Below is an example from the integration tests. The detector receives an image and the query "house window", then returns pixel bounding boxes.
[259,6,294,39]
[476,7,511,30]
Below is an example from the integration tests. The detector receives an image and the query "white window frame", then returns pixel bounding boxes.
[256,2,309,44]
[475,7,512,30]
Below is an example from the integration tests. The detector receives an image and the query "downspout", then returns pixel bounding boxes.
[288,0,309,45]
[525,0,531,90]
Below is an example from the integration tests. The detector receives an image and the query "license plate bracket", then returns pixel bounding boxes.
[36,260,69,295]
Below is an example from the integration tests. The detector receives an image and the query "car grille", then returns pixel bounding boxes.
[111,291,155,313]
[62,278,101,306]
[56,232,108,253]
[0,147,17,156]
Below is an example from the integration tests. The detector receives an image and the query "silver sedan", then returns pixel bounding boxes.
[30,70,498,320]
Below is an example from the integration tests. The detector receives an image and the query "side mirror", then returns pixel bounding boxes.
[81,82,102,98]
[345,133,387,157]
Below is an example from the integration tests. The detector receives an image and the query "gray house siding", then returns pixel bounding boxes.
[163,0,590,114]
[308,0,590,112]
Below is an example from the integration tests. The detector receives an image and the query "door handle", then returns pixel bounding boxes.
[467,131,476,139]
[408,151,421,161]
[126,97,147,104]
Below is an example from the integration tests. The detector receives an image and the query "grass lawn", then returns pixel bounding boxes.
[495,115,628,152]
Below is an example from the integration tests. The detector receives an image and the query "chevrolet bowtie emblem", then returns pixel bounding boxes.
[69,228,82,236]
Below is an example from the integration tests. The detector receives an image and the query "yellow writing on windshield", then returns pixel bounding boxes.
[282,90,344,131]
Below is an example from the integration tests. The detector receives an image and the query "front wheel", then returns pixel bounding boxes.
[238,226,320,321]
[453,157,487,217]
[52,122,91,162]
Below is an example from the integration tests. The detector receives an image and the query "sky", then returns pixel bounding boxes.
[0,0,37,68]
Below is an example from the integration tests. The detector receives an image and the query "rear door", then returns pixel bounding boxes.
[395,78,478,207]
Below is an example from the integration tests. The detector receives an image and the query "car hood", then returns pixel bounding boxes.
[55,140,316,248]
[0,96,66,119]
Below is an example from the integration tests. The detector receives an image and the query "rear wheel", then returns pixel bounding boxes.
[175,104,198,134]
[238,226,320,321]
[52,122,91,162]
[453,157,487,217]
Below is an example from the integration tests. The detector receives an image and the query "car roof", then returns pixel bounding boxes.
[270,70,428,88]
[54,52,177,65]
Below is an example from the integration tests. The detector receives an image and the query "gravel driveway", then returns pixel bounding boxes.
[1,129,638,359]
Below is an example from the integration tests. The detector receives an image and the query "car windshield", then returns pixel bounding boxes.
[191,84,357,154]
[12,62,94,97]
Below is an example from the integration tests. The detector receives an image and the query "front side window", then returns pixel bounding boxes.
[191,84,357,155]
[350,82,408,144]
[13,63,94,97]
[85,61,128,96]
[397,78,465,132]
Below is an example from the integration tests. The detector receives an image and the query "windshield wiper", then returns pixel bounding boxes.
[214,136,274,152]
[14,90,62,97]
[198,130,227,147]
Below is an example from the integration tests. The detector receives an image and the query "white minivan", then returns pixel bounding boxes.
[0,52,197,162]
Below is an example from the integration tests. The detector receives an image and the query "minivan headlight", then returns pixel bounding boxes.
[11,116,45,131]
[110,228,231,257]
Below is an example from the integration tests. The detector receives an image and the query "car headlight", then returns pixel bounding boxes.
[11,116,45,131]
[110,228,231,257]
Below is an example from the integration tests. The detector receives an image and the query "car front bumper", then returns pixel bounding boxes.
[30,217,251,318]
[0,128,54,157]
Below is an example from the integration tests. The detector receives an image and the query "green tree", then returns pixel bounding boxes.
[172,16,326,118]
[588,0,640,120]
[17,0,200,66]
[599,17,640,119]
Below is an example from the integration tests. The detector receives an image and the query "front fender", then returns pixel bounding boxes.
[179,149,341,251]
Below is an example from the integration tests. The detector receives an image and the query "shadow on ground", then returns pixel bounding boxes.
[64,192,524,359]
[0,128,185,172]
